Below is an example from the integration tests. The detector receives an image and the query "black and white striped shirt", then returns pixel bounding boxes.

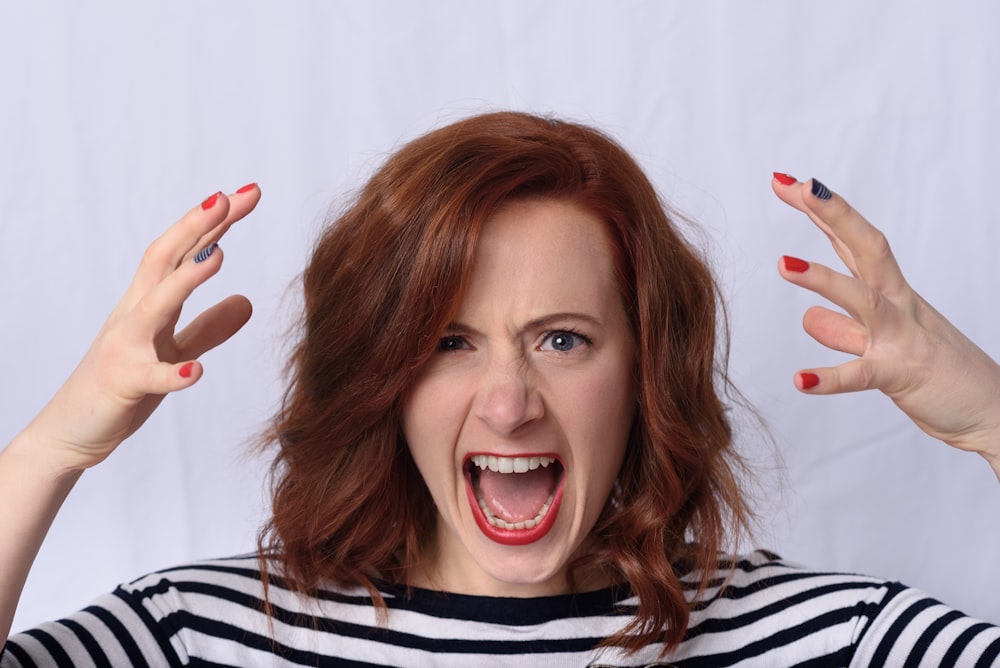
[4,550,998,666]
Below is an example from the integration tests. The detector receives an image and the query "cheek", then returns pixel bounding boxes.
[558,363,636,471]
[401,375,467,473]
[580,358,636,427]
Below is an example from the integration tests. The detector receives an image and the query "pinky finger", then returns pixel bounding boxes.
[143,360,203,395]
[177,361,201,382]
[795,357,877,395]
[796,371,822,391]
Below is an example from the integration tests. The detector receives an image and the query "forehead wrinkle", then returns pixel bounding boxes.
[455,198,623,339]
[462,252,613,323]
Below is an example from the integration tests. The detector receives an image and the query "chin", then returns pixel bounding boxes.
[455,502,593,596]
[465,547,574,596]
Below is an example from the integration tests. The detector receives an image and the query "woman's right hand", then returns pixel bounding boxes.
[21,185,259,472]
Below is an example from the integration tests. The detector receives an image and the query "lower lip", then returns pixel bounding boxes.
[464,467,565,546]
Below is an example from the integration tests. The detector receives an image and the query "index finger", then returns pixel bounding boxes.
[771,174,907,296]
[180,183,262,264]
[129,183,260,298]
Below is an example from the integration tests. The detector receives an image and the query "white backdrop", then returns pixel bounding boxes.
[2,1,998,634]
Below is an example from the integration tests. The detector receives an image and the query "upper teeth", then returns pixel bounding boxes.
[470,455,555,473]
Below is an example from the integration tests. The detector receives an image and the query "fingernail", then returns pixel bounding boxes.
[800,372,820,390]
[194,242,219,263]
[773,172,797,186]
[782,255,810,273]
[179,362,195,378]
[201,191,222,210]
[810,179,833,201]
[236,182,257,194]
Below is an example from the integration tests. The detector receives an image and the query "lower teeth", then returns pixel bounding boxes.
[476,492,554,530]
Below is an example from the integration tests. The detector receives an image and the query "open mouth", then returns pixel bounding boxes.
[464,454,565,546]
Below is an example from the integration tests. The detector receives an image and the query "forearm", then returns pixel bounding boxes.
[0,187,257,645]
[0,429,82,642]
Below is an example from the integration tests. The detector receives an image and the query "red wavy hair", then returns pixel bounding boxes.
[259,111,752,653]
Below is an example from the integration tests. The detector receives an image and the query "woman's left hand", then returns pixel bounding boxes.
[771,174,1000,478]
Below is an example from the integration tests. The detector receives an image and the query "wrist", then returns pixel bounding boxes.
[5,425,94,480]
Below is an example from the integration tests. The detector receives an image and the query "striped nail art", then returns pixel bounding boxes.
[811,179,833,201]
[194,242,219,263]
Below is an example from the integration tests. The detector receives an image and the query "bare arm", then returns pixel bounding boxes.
[0,185,259,641]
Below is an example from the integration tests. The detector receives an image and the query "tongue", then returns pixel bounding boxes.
[478,465,557,522]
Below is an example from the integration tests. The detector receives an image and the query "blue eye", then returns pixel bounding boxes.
[541,330,589,352]
[438,335,468,352]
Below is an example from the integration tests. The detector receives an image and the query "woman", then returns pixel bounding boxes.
[2,112,999,665]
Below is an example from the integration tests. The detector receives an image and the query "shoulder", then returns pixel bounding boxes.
[112,554,384,664]
[682,549,899,638]
[673,550,1000,666]
[678,550,887,663]
[682,548,894,603]
[2,555,282,667]
[119,552,374,626]
[704,548,891,593]
[120,553,269,599]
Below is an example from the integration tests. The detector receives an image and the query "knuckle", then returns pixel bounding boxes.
[868,229,893,260]
[830,196,852,217]
[135,294,158,319]
[861,285,883,313]
[854,361,877,390]
[140,238,170,269]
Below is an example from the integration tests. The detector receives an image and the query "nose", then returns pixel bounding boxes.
[476,356,544,436]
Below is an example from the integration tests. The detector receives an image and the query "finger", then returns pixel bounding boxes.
[772,173,858,275]
[778,255,881,325]
[134,191,231,286]
[794,357,878,395]
[147,359,204,396]
[128,184,259,299]
[166,185,259,266]
[802,305,868,357]
[110,356,204,404]
[180,183,261,264]
[174,294,253,359]
[799,179,909,296]
[773,173,908,295]
[128,241,228,339]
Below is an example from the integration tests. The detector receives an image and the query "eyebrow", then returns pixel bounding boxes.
[444,312,603,336]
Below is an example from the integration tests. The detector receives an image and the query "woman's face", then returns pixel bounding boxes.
[402,198,637,597]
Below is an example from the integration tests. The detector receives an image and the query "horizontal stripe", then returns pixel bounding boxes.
[4,551,998,667]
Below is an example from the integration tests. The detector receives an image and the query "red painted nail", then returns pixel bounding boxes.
[773,172,797,186]
[179,362,195,378]
[236,182,257,194]
[782,255,810,273]
[800,372,820,390]
[201,192,221,210]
